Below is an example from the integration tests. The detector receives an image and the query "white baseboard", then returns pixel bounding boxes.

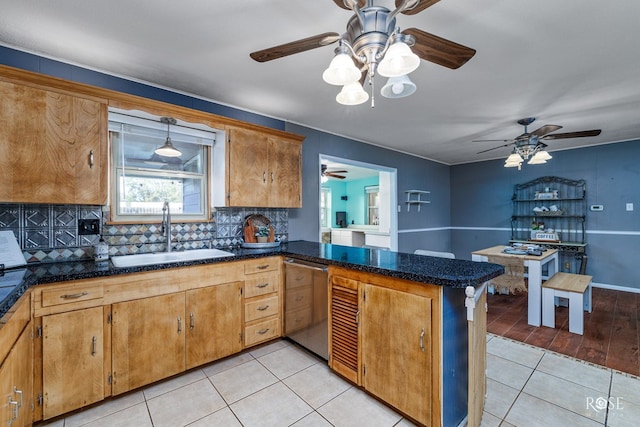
[591,282,640,294]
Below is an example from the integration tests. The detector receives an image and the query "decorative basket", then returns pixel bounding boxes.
[243,214,275,243]
[534,210,563,216]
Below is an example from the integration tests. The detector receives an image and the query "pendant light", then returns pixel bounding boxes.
[155,117,182,158]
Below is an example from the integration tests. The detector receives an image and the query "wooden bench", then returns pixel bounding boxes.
[541,272,592,335]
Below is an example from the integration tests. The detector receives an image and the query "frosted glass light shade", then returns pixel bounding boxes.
[381,75,416,98]
[322,53,361,85]
[336,82,369,105]
[155,137,182,157]
[378,41,420,77]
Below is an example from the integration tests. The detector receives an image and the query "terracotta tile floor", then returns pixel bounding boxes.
[487,287,640,376]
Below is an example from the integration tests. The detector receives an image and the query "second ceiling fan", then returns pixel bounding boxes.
[250,0,475,105]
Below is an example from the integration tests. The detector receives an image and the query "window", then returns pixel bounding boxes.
[109,110,216,223]
[365,186,379,225]
[320,187,332,228]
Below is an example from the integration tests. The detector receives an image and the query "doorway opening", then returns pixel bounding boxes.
[319,154,398,251]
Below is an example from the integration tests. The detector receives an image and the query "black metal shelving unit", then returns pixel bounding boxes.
[510,176,587,273]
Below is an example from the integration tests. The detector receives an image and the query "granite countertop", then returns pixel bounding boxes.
[0,240,504,318]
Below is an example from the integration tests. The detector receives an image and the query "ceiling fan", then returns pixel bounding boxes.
[321,164,349,179]
[250,0,475,105]
[474,117,602,162]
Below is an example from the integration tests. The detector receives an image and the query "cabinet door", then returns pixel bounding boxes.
[42,307,104,419]
[328,275,360,384]
[268,136,302,207]
[111,293,185,395]
[186,282,243,369]
[0,323,33,427]
[0,80,107,205]
[227,127,269,207]
[361,284,432,426]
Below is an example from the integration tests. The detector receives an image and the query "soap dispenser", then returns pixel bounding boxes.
[93,236,109,262]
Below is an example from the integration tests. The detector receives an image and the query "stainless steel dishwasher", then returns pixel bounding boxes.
[284,258,329,360]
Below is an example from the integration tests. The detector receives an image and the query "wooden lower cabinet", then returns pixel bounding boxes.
[111,293,185,395]
[42,307,106,419]
[328,267,441,427]
[361,284,433,426]
[0,321,33,427]
[186,282,243,369]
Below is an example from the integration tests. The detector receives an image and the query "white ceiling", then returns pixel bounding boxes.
[2,0,639,165]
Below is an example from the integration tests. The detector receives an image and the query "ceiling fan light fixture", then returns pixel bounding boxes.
[377,40,420,77]
[381,74,416,98]
[155,117,182,158]
[336,81,369,105]
[322,47,361,85]
[532,150,552,161]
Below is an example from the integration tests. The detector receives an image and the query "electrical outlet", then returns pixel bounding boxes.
[78,219,100,235]
[564,261,571,271]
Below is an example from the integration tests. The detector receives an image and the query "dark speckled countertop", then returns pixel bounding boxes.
[0,240,504,318]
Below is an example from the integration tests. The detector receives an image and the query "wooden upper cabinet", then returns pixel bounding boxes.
[0,80,107,205]
[221,126,303,208]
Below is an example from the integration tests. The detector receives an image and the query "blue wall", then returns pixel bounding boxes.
[451,140,640,289]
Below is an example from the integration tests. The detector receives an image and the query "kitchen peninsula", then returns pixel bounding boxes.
[0,241,502,427]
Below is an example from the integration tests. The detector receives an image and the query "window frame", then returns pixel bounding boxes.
[108,109,216,224]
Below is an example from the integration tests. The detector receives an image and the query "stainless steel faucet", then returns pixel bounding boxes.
[161,200,172,252]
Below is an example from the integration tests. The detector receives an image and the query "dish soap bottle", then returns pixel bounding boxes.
[93,237,109,262]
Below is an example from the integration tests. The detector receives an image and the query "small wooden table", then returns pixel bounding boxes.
[472,245,559,326]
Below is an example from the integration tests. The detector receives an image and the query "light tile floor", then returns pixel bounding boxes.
[37,336,640,427]
[483,334,640,427]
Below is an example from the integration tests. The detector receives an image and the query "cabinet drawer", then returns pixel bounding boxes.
[285,266,313,288]
[244,272,279,298]
[285,286,312,311]
[244,317,280,347]
[41,282,104,307]
[284,307,312,334]
[244,258,279,275]
[245,295,279,322]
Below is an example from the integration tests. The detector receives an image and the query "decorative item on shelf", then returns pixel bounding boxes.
[531,231,560,242]
[535,189,559,200]
[533,205,563,216]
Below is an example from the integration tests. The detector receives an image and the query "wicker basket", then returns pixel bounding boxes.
[533,210,563,216]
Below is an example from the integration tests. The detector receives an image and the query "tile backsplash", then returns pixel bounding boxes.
[0,204,288,263]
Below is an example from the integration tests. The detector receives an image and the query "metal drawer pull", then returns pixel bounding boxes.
[190,313,195,330]
[257,305,269,311]
[271,171,274,183]
[61,291,88,299]
[419,328,426,352]
[91,336,97,356]
[89,150,95,169]
[355,309,360,325]
[9,399,18,421]
[13,387,23,407]
[257,328,270,335]
[177,317,182,334]
[257,264,270,270]
[262,171,266,183]
[256,282,270,288]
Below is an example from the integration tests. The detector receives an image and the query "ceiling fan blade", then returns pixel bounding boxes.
[476,142,514,154]
[250,32,340,62]
[542,129,602,140]
[327,170,348,173]
[395,0,440,15]
[327,173,346,179]
[531,124,562,137]
[332,0,366,11]
[472,139,513,143]
[404,28,476,69]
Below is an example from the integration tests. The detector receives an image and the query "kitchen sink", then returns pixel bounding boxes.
[110,248,235,268]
